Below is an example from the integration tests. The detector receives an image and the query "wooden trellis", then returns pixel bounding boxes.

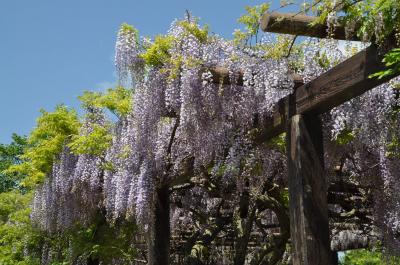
[146,12,398,265]
[259,12,396,265]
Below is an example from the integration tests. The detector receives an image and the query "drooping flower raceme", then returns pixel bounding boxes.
[31,14,400,260]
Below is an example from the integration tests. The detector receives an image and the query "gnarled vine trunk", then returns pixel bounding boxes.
[87,257,100,265]
[148,184,170,265]
[234,208,256,265]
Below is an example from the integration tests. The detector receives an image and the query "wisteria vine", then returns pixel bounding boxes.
[30,11,400,264]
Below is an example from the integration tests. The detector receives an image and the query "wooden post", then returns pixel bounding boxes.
[287,114,337,265]
[148,185,170,265]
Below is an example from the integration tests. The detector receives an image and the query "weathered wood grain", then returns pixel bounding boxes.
[260,12,360,41]
[208,66,303,88]
[287,114,337,265]
[295,44,389,114]
[253,43,397,143]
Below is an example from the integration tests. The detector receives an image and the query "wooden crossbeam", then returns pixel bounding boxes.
[253,43,396,143]
[260,12,361,41]
[165,68,303,118]
[208,66,303,88]
[180,43,394,144]
[208,66,244,86]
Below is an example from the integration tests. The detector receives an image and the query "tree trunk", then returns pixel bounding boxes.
[87,257,100,265]
[234,208,256,265]
[148,184,170,265]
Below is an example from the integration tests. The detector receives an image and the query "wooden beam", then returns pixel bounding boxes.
[208,66,243,86]
[260,12,360,41]
[165,68,303,118]
[287,114,337,265]
[294,45,389,114]
[253,43,397,143]
[168,44,395,143]
[208,66,303,88]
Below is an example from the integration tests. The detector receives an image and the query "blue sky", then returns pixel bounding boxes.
[0,0,296,143]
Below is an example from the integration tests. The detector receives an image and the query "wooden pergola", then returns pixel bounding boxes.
[148,12,398,265]
[258,12,396,265]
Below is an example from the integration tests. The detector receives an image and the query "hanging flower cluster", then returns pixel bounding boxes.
[32,15,295,232]
[32,108,107,232]
[30,12,400,262]
[330,76,400,254]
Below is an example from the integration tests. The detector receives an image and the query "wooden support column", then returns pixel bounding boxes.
[287,114,337,265]
[148,185,170,265]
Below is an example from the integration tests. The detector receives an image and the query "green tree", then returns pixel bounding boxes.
[0,191,42,265]
[7,105,80,187]
[78,86,133,118]
[0,136,41,264]
[0,134,27,192]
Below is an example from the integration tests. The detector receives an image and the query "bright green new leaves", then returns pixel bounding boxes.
[140,21,209,68]
[0,137,42,264]
[7,105,80,187]
[5,87,132,187]
[29,106,79,146]
[177,20,209,44]
[370,48,400,79]
[140,35,175,67]
[234,3,270,45]
[311,0,400,77]
[96,86,132,116]
[340,248,400,264]
[78,86,133,117]
[0,191,42,265]
[258,35,305,70]
[120,23,139,42]
[340,249,381,265]
[238,4,269,35]
[70,86,133,155]
[260,35,297,59]
[68,123,112,156]
[335,128,355,145]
